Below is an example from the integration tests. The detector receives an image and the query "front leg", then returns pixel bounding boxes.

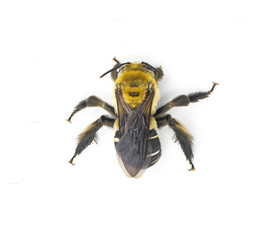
[155,82,218,118]
[156,114,195,171]
[67,96,116,122]
[69,115,115,165]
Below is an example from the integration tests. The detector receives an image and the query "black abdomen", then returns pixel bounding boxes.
[146,129,161,168]
[113,128,161,172]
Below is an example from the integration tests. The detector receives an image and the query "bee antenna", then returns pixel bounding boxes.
[100,62,130,78]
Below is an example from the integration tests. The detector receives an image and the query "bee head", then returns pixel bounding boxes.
[100,59,163,82]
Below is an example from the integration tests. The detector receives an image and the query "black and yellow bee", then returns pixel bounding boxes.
[67,58,218,177]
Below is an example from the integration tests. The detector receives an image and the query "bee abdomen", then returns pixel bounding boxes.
[147,129,161,167]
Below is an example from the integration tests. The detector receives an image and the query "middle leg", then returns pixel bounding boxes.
[69,115,115,165]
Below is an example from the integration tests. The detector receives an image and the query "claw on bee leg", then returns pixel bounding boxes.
[188,161,195,171]
[69,155,76,165]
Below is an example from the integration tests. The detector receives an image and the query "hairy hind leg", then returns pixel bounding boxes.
[156,114,195,171]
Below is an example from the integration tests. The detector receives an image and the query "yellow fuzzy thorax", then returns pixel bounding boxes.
[114,63,160,114]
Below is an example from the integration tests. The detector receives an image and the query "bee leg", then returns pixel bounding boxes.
[188,82,218,103]
[69,115,115,165]
[67,96,116,123]
[156,114,195,171]
[155,82,218,118]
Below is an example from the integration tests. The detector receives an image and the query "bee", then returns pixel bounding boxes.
[67,58,218,177]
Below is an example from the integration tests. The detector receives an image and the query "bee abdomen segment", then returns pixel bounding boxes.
[147,129,161,167]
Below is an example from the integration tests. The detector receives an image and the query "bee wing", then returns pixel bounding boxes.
[115,87,154,177]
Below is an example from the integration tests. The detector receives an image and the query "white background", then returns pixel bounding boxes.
[1,0,264,239]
